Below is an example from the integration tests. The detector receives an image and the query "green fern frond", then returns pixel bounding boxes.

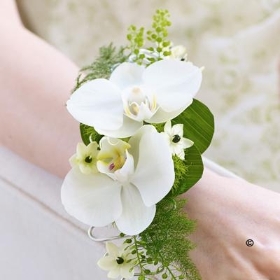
[73,44,128,92]
[137,198,201,279]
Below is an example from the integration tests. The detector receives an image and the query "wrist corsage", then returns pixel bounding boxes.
[61,10,214,280]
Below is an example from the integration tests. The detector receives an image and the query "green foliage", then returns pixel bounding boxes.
[146,9,172,57]
[127,25,145,64]
[152,122,165,133]
[127,9,172,65]
[73,44,127,92]
[170,145,203,196]
[132,198,201,280]
[80,123,103,145]
[173,99,215,154]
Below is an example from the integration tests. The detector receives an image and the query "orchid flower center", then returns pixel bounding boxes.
[97,138,130,175]
[108,151,126,172]
[122,86,158,122]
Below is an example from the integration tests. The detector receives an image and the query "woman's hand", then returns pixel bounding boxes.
[184,169,280,280]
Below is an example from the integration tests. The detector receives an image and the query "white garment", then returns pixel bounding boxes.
[0,146,107,280]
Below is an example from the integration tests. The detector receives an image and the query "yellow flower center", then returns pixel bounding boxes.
[123,86,157,120]
[109,152,126,171]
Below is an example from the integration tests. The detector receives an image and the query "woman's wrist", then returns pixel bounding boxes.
[182,168,280,279]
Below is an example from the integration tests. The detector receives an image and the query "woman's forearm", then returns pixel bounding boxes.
[0,22,80,177]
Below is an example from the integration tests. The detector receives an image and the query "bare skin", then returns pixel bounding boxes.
[0,0,80,177]
[184,169,280,280]
[1,1,280,279]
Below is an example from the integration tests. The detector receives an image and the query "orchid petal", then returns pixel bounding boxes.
[143,60,202,112]
[67,79,123,130]
[96,115,142,138]
[130,126,175,206]
[110,62,144,89]
[115,184,155,235]
[114,151,134,184]
[156,75,200,112]
[148,102,192,123]
[143,60,194,87]
[61,167,122,227]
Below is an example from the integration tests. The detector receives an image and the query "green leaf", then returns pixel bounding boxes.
[173,99,214,154]
[183,145,204,190]
[80,123,103,145]
[170,145,203,196]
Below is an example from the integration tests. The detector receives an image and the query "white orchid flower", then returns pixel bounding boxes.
[96,137,131,180]
[67,60,202,138]
[61,125,175,235]
[69,142,99,174]
[162,120,194,160]
[97,242,136,279]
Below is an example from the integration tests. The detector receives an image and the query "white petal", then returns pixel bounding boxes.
[114,151,134,183]
[148,103,192,124]
[76,142,87,155]
[61,167,122,227]
[173,144,185,157]
[143,60,202,112]
[108,268,121,279]
[176,150,185,160]
[105,242,119,258]
[163,120,172,134]
[110,62,144,89]
[96,115,142,138]
[130,126,175,206]
[144,60,194,87]
[67,79,123,130]
[128,125,162,168]
[115,184,156,235]
[182,138,194,149]
[120,265,134,279]
[172,124,184,137]
[97,256,117,270]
